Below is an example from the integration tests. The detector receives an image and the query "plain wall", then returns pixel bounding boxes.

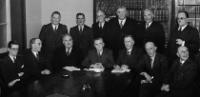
[26,0,42,47]
[26,0,93,47]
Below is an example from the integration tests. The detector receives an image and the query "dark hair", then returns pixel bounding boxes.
[62,33,73,41]
[51,11,61,17]
[8,41,19,48]
[29,38,40,47]
[93,37,104,43]
[76,12,85,19]
[178,10,189,18]
[124,35,134,41]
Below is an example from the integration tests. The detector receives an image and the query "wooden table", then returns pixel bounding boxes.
[27,70,135,97]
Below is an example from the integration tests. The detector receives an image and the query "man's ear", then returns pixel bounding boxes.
[176,52,179,57]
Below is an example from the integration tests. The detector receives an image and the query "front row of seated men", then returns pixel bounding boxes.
[0,34,199,97]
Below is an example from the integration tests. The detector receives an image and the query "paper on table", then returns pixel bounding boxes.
[84,68,104,72]
[63,66,80,71]
[111,68,130,73]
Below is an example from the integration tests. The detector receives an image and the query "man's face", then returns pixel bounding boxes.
[144,10,153,23]
[76,15,85,26]
[63,35,73,48]
[32,39,42,52]
[51,14,61,25]
[177,12,187,27]
[177,47,189,61]
[117,8,127,20]
[124,37,134,50]
[8,44,19,57]
[94,39,104,52]
[145,42,156,57]
[97,11,105,23]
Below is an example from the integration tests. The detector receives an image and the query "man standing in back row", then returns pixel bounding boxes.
[39,11,68,61]
[167,11,199,63]
[108,6,137,60]
[70,12,93,60]
[136,9,165,54]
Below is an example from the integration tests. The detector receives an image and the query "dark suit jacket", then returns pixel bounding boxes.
[39,23,68,60]
[0,55,24,88]
[137,21,165,54]
[52,46,82,72]
[107,17,137,59]
[23,49,50,80]
[82,48,114,68]
[70,25,93,58]
[117,47,143,70]
[92,22,110,48]
[168,25,199,60]
[163,59,197,97]
[139,53,168,84]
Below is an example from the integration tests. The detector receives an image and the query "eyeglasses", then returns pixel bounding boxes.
[177,17,187,20]
[77,18,85,19]
[10,48,19,51]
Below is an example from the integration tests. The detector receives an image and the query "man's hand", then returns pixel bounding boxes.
[18,72,24,77]
[140,72,152,81]
[176,39,185,46]
[41,69,51,75]
[121,64,129,69]
[161,84,170,92]
[8,79,20,87]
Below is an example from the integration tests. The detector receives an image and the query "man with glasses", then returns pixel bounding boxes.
[70,12,93,60]
[0,41,26,97]
[92,10,109,40]
[167,11,199,64]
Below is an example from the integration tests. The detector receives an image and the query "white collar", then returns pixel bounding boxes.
[118,18,126,25]
[9,55,16,62]
[179,25,187,31]
[66,47,72,53]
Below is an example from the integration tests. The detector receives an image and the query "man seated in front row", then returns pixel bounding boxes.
[160,46,197,97]
[0,41,25,97]
[116,35,143,71]
[23,38,51,82]
[138,41,168,97]
[82,37,114,69]
[52,34,82,72]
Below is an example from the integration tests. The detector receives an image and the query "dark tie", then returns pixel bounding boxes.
[146,23,149,29]
[80,26,83,32]
[13,57,16,63]
[99,23,103,29]
[150,58,154,69]
[127,50,131,55]
[120,21,123,28]
[36,53,39,60]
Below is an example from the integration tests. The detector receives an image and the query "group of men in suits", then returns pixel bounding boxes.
[0,6,200,97]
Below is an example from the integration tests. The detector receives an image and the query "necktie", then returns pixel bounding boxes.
[66,49,70,56]
[120,20,123,28]
[35,53,39,60]
[99,23,103,29]
[55,25,58,31]
[80,26,83,32]
[146,23,149,29]
[13,57,16,63]
[127,50,131,55]
[150,58,154,69]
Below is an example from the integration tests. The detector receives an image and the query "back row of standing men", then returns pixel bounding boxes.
[39,6,199,64]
